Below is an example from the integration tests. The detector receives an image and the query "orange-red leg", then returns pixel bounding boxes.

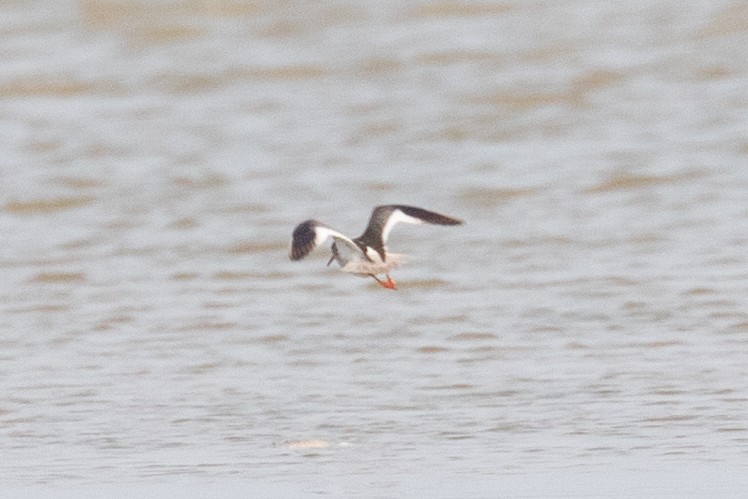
[371,274,397,290]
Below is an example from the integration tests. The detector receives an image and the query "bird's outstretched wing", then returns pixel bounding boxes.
[289,220,359,261]
[357,205,463,260]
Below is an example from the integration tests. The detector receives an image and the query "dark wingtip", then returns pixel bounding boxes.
[289,220,320,261]
[393,205,464,226]
[435,218,462,226]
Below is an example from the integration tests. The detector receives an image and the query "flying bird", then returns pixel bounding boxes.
[289,205,462,289]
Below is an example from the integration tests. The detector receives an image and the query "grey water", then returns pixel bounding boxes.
[1,0,747,496]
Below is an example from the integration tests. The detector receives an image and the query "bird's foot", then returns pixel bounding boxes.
[381,275,397,290]
[372,274,398,290]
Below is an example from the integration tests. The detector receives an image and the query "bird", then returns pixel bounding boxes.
[289,205,463,289]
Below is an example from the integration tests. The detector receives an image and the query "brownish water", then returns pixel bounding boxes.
[1,0,747,496]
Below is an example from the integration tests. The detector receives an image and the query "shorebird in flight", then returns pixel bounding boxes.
[289,205,462,289]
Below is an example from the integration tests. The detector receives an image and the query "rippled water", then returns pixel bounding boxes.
[1,0,748,496]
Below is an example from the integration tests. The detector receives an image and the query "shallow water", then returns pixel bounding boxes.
[1,0,747,496]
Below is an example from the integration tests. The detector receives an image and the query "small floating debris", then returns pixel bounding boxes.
[286,439,329,450]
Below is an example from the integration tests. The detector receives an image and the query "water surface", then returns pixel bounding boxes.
[1,0,747,496]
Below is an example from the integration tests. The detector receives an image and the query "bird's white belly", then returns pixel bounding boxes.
[332,245,404,276]
[340,256,403,276]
